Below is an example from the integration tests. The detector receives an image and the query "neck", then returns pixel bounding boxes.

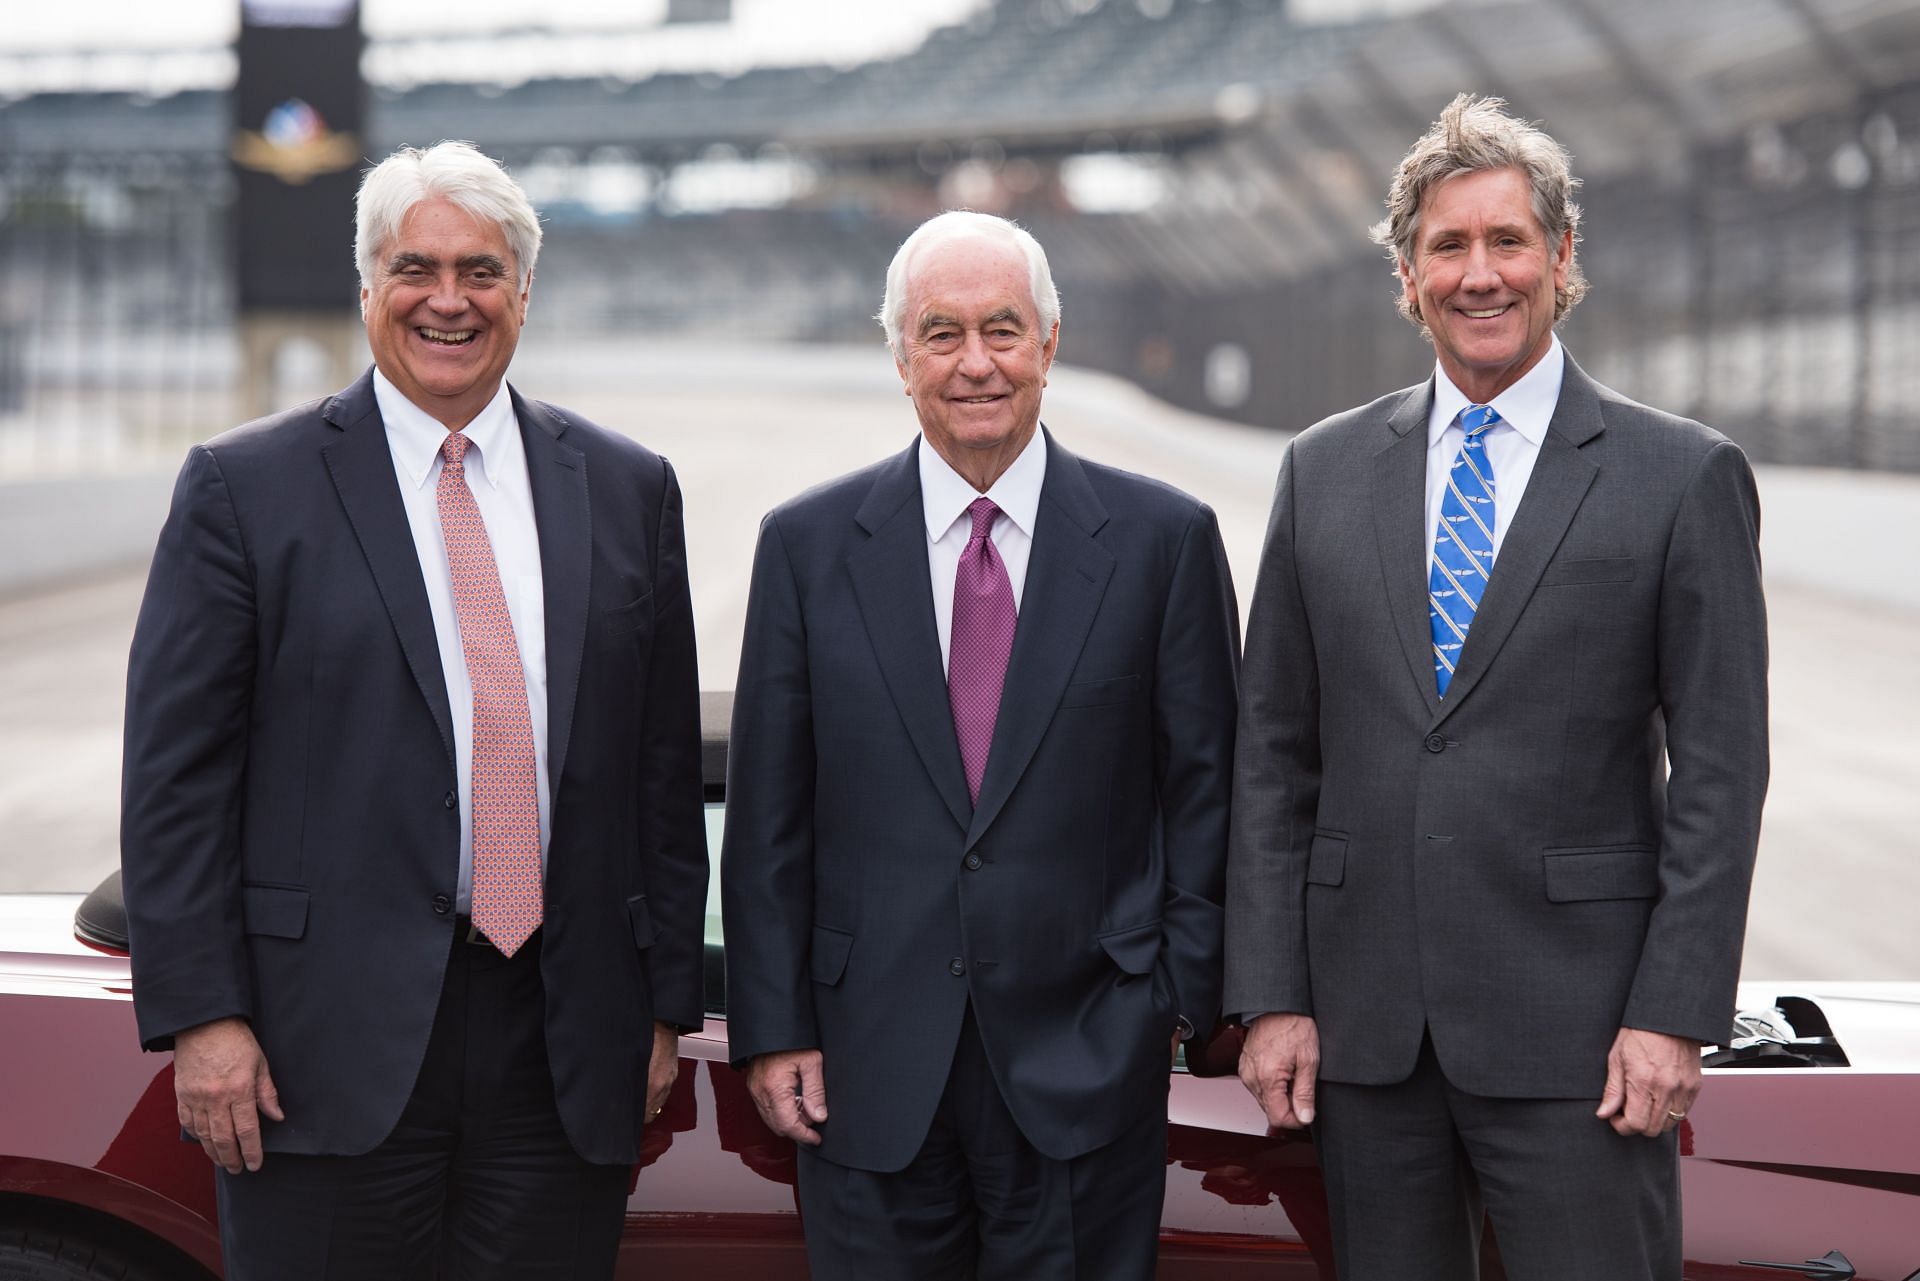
[929,424,1036,493]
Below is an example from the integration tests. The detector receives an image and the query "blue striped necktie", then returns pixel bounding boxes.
[1429,404,1500,697]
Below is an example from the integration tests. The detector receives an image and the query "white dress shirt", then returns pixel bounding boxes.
[375,369,551,915]
[1424,336,1565,572]
[920,429,1046,674]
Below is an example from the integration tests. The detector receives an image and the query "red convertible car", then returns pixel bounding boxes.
[2,696,1916,1279]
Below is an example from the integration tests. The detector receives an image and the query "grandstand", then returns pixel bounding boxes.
[5,0,1920,469]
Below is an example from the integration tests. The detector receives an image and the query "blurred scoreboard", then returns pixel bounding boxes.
[232,0,366,311]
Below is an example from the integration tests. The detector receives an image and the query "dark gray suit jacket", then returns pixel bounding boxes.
[1223,356,1768,1097]
[722,431,1239,1170]
[121,370,709,1163]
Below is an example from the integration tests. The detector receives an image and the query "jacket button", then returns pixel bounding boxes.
[432,894,452,915]
[949,957,966,976]
[443,790,458,810]
[964,852,983,870]
[1424,734,1447,754]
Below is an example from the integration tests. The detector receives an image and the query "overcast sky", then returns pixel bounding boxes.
[2,0,977,49]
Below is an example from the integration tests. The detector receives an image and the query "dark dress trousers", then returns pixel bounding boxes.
[1224,357,1769,1277]
[121,371,707,1184]
[722,431,1239,1275]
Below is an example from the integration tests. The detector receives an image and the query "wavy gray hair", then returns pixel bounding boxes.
[877,210,1061,354]
[355,141,543,291]
[1369,94,1588,331]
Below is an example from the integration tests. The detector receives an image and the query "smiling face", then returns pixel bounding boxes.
[895,233,1058,491]
[1400,166,1572,405]
[361,197,529,431]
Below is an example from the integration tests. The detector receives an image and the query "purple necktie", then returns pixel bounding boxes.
[949,497,1017,806]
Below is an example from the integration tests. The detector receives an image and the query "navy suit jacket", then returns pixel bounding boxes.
[722,430,1239,1171]
[121,369,708,1164]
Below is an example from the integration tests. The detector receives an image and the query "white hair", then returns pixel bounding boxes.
[354,140,543,291]
[876,210,1061,354]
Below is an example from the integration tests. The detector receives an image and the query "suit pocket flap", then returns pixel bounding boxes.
[1543,845,1659,902]
[1058,673,1141,709]
[1540,556,1635,587]
[1306,831,1348,887]
[242,885,309,939]
[604,592,653,636]
[1095,919,1163,975]
[811,924,853,986]
[627,894,656,949]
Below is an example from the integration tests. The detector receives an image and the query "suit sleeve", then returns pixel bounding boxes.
[1624,440,1769,1044]
[1153,503,1240,1037]
[719,511,819,1066]
[638,459,711,1033]
[121,445,257,1051]
[1222,442,1323,1021]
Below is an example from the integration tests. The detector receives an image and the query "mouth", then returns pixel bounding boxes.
[1458,305,1512,320]
[950,394,1007,405]
[416,326,478,347]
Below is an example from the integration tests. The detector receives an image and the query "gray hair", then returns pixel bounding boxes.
[877,211,1061,354]
[354,141,543,291]
[1369,94,1588,330]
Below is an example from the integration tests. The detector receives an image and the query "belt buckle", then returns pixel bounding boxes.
[464,918,491,947]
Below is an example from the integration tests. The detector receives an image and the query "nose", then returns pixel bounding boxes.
[1460,241,1500,292]
[427,271,467,314]
[957,331,995,379]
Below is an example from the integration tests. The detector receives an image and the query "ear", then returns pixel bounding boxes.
[1551,228,1573,291]
[895,350,912,397]
[359,286,370,320]
[1040,320,1060,374]
[1397,255,1418,313]
[518,271,533,321]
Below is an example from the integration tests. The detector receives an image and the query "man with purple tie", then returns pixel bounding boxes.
[721,211,1240,1281]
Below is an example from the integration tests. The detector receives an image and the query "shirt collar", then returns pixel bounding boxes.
[374,368,517,491]
[1427,334,1564,448]
[919,427,1047,544]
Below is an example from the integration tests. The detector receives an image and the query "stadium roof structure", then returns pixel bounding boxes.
[4,0,1917,186]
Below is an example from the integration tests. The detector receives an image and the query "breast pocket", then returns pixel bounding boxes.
[604,591,653,637]
[1058,673,1141,710]
[1539,556,1635,587]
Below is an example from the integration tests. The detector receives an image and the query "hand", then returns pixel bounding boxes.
[645,1022,680,1123]
[1238,1012,1319,1129]
[1171,1028,1184,1068]
[172,1016,284,1174]
[1595,1026,1702,1138]
[746,1048,828,1146]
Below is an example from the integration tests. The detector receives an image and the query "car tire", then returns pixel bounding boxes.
[0,1215,205,1281]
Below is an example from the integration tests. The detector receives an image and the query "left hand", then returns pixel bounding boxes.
[1595,1026,1702,1138]
[645,1022,679,1124]
[1171,1027,1183,1068]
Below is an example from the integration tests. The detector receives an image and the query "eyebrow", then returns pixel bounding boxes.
[385,251,510,274]
[916,307,1027,335]
[1424,221,1534,245]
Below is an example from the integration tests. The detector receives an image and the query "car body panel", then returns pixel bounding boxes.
[5,890,1916,1279]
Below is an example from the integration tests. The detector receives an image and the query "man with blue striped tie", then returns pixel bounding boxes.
[1224,95,1768,1280]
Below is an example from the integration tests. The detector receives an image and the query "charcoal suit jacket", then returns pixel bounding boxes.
[1223,356,1768,1096]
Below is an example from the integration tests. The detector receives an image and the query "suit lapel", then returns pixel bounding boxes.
[1370,382,1445,721]
[966,432,1114,848]
[1432,360,1604,723]
[321,371,455,765]
[513,388,590,800]
[847,441,973,834]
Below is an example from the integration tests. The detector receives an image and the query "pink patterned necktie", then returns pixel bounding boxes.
[949,497,1017,806]
[437,431,542,956]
